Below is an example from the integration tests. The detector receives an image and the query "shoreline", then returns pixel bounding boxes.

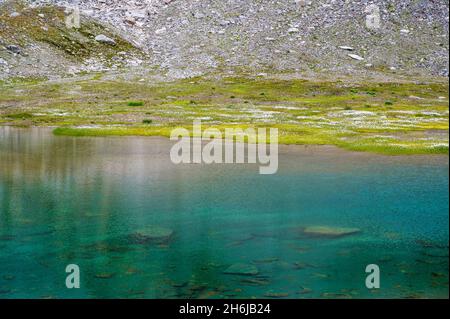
[1,77,448,156]
[1,126,449,163]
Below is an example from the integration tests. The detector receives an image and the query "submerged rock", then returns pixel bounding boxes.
[224,263,259,276]
[0,289,11,295]
[292,262,313,270]
[264,291,289,298]
[298,287,313,295]
[322,292,352,299]
[94,273,115,279]
[302,226,361,238]
[240,278,269,286]
[130,226,174,244]
[253,257,279,264]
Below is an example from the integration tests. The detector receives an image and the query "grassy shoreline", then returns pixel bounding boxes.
[1,76,449,155]
[52,125,449,155]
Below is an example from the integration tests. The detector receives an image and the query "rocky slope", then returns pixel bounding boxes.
[0,0,449,80]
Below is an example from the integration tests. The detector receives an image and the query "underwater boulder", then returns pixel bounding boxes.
[264,291,290,298]
[224,263,259,276]
[301,226,360,238]
[129,226,174,244]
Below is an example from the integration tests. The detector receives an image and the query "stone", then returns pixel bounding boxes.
[9,12,20,18]
[298,287,313,294]
[124,17,136,25]
[193,12,205,19]
[240,278,269,285]
[224,263,259,276]
[6,45,21,54]
[302,226,361,238]
[348,54,364,61]
[94,273,115,279]
[131,226,174,244]
[264,291,289,298]
[155,27,166,35]
[339,46,354,51]
[254,257,278,264]
[95,34,116,45]
[292,262,311,269]
[288,27,299,33]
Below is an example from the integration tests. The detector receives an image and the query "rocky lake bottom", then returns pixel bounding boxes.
[0,127,448,298]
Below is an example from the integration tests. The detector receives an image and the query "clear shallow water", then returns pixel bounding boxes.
[0,127,448,299]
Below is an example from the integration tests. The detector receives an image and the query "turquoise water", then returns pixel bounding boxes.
[0,127,448,299]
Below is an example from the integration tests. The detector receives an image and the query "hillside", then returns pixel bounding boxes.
[0,0,449,80]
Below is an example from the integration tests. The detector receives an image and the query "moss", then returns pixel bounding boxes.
[5,112,34,119]
[128,101,145,107]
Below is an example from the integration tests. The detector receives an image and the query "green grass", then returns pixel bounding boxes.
[128,101,145,107]
[5,112,34,119]
[2,75,448,155]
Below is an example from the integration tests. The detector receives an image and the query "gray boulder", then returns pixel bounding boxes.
[95,34,116,45]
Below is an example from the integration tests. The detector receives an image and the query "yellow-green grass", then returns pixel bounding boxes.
[1,75,448,155]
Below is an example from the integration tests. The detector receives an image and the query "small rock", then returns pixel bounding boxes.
[130,226,174,244]
[155,27,166,35]
[95,34,116,45]
[302,226,361,238]
[6,45,21,54]
[431,272,446,278]
[240,278,269,285]
[38,13,45,18]
[339,46,354,51]
[264,291,289,298]
[298,287,313,294]
[9,12,20,18]
[288,27,299,33]
[0,289,11,295]
[254,257,278,264]
[193,12,205,19]
[224,263,259,276]
[292,262,311,269]
[348,54,364,61]
[400,29,410,34]
[94,273,115,279]
[124,17,136,25]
